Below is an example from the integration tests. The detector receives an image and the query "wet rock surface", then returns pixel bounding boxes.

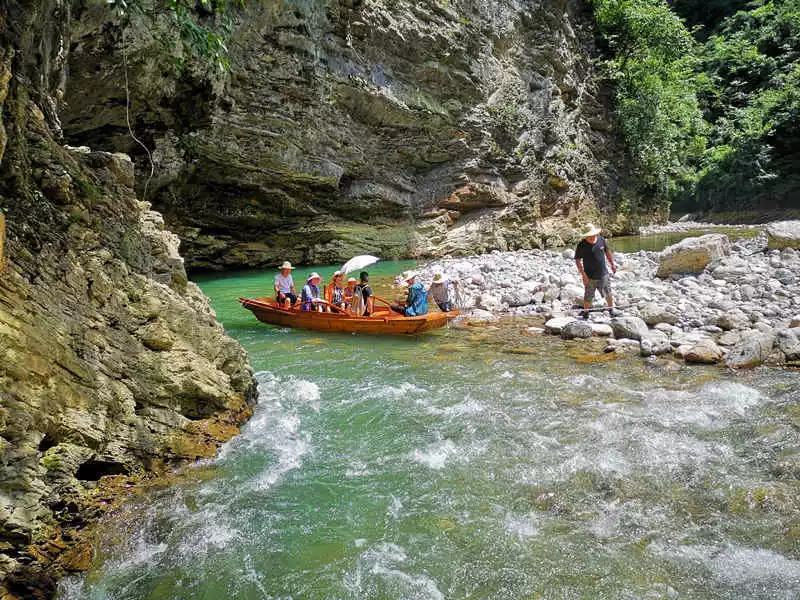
[62,0,629,269]
[420,230,800,367]
[0,5,256,595]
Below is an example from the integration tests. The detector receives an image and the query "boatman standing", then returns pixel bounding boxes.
[574,223,617,318]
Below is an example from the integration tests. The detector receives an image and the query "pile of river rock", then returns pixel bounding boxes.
[419,221,800,368]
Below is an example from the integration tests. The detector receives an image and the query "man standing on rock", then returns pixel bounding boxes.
[575,223,617,318]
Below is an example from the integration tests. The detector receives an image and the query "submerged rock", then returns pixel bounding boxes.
[561,321,593,340]
[684,340,724,364]
[545,316,577,334]
[640,331,672,356]
[724,333,775,369]
[590,323,614,337]
[610,316,649,341]
[604,338,641,354]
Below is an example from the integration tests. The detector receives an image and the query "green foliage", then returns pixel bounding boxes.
[672,0,750,35]
[692,0,800,211]
[591,0,707,209]
[107,0,246,72]
[593,0,800,213]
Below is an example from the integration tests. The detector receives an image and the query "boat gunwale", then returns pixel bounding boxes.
[238,297,458,334]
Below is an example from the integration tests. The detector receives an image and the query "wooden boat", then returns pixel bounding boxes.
[239,297,459,334]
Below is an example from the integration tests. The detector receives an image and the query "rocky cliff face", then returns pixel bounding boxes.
[63,0,628,270]
[0,1,256,596]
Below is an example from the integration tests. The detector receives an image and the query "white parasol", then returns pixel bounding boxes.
[341,254,379,274]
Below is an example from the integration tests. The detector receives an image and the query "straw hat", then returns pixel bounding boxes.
[278,261,295,270]
[581,223,602,238]
[307,272,321,282]
[347,277,358,283]
[402,270,418,281]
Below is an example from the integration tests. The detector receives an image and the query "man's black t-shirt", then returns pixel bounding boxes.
[575,236,609,279]
[358,283,372,302]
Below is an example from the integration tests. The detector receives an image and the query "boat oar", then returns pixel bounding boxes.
[556,304,632,315]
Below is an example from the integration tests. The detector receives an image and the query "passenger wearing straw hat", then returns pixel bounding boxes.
[428,271,458,312]
[574,223,617,318]
[390,271,429,316]
[324,271,346,311]
[301,272,324,312]
[274,261,297,307]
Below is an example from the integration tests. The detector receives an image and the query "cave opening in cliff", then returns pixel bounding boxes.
[38,433,57,453]
[76,459,129,481]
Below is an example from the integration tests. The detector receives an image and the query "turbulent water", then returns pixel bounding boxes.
[58,263,800,600]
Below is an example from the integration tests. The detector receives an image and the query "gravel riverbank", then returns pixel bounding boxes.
[419,224,800,368]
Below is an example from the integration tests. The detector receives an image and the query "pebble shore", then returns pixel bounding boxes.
[419,224,800,368]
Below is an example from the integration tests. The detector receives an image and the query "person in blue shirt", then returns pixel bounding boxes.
[301,272,323,311]
[390,271,428,316]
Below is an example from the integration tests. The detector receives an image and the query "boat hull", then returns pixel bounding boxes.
[239,298,457,334]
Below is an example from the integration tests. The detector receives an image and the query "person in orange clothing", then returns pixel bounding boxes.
[324,270,346,311]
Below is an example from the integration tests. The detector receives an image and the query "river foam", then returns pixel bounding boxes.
[343,543,445,600]
[56,370,319,600]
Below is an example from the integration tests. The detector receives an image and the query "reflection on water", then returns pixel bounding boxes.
[57,264,800,600]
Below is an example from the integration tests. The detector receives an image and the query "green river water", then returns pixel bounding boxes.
[57,259,800,600]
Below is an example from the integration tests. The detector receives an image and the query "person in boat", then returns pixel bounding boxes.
[354,271,374,316]
[343,276,358,308]
[301,272,324,312]
[324,271,346,311]
[574,223,617,318]
[391,271,428,316]
[427,271,458,312]
[274,261,298,307]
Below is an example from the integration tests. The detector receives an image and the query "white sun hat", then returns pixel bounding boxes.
[581,223,602,238]
[307,272,321,281]
[402,270,419,281]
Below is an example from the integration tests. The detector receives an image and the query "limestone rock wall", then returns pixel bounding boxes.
[63,0,629,270]
[0,1,256,595]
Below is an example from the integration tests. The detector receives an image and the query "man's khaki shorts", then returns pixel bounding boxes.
[584,275,612,302]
